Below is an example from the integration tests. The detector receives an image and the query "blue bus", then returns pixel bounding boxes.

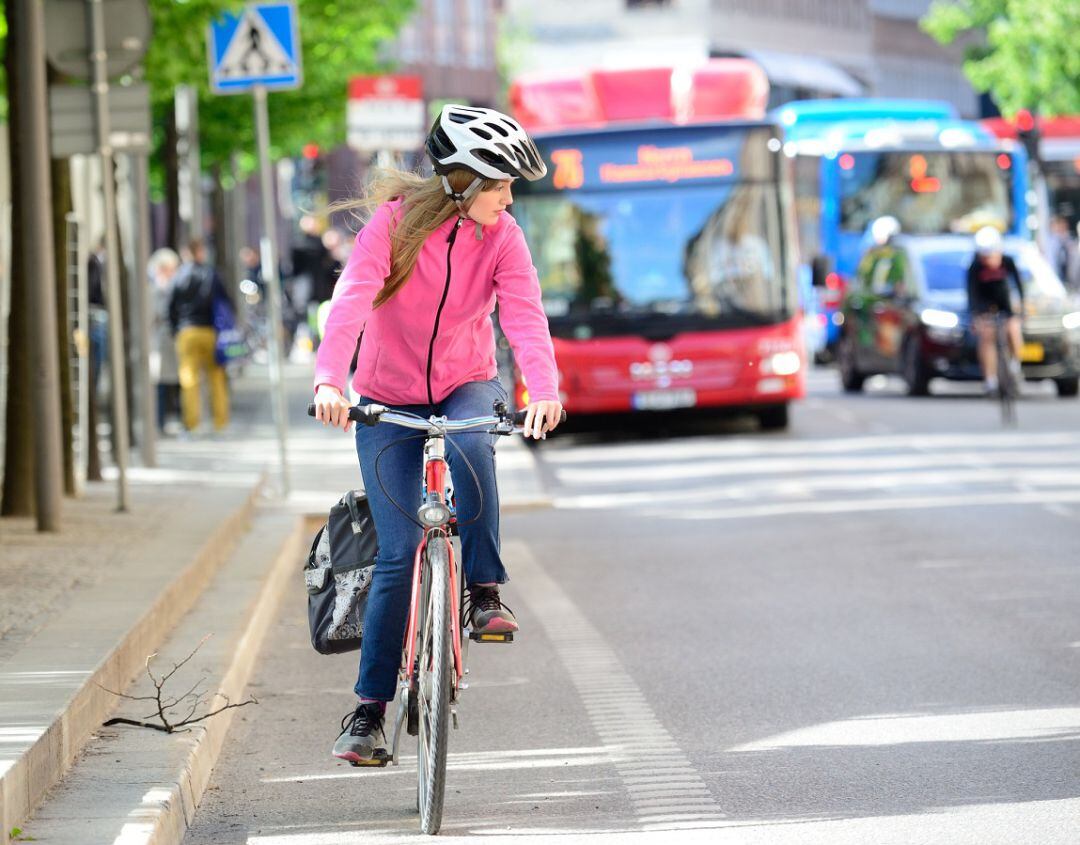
[777,99,1030,354]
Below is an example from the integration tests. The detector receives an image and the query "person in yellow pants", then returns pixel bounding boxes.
[169,239,232,433]
[176,325,229,431]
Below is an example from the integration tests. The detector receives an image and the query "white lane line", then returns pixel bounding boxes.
[554,467,1080,511]
[554,448,1080,487]
[654,488,1080,521]
[544,430,1080,467]
[509,541,723,829]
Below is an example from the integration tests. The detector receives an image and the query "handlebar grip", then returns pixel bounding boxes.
[512,409,568,427]
[306,403,371,424]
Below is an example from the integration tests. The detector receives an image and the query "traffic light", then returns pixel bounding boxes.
[1015,109,1042,167]
[297,143,325,193]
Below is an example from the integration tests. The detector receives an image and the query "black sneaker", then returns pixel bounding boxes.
[466,585,519,634]
[332,702,385,763]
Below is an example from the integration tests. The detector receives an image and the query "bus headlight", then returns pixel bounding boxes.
[1063,312,1080,331]
[761,351,801,376]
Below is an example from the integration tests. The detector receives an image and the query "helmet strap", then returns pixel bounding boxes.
[440,174,484,216]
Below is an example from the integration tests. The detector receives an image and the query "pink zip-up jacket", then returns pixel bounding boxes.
[313,199,558,406]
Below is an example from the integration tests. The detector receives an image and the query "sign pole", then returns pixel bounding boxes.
[132,152,156,467]
[253,83,290,495]
[88,0,131,512]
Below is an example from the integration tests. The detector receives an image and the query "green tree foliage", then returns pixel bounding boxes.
[922,0,1080,116]
[145,0,414,195]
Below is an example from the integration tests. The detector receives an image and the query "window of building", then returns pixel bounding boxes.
[627,0,673,9]
[434,0,455,65]
[465,0,488,68]
[397,19,420,64]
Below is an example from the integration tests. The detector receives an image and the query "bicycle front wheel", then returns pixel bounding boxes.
[417,535,452,835]
[996,330,1017,426]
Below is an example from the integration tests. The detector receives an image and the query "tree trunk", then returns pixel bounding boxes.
[51,152,76,496]
[2,1,36,517]
[86,375,102,481]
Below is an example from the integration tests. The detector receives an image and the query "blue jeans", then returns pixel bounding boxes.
[353,378,509,701]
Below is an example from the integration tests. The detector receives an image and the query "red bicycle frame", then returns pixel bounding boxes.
[403,440,465,693]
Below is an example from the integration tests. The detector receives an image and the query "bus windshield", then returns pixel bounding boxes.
[840,151,1014,235]
[514,182,786,334]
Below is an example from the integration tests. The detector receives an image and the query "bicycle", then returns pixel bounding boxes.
[986,310,1020,426]
[307,399,564,834]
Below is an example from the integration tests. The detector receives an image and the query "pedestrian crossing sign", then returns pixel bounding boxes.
[208,2,302,94]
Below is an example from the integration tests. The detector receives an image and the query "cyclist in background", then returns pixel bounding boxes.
[312,105,563,763]
[967,226,1024,395]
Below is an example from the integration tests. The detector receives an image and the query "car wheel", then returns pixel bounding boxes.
[758,403,789,431]
[1054,376,1079,398]
[838,337,866,393]
[903,339,931,397]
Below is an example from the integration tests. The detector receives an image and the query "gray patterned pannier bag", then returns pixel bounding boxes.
[304,490,378,654]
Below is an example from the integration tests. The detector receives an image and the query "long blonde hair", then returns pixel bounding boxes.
[334,168,501,308]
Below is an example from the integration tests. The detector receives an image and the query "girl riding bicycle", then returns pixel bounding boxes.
[312,105,563,763]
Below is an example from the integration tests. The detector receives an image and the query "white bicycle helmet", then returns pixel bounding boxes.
[869,215,901,246]
[426,104,547,208]
[974,225,1004,256]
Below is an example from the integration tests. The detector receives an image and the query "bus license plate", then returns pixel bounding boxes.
[632,389,697,411]
[1020,342,1044,363]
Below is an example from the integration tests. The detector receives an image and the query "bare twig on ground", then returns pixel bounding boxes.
[97,634,257,733]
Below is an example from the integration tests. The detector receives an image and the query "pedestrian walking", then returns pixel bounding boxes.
[148,249,182,433]
[1047,216,1078,288]
[87,237,109,396]
[168,239,232,433]
[311,104,563,763]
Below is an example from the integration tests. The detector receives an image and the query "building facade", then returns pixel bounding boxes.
[503,0,980,117]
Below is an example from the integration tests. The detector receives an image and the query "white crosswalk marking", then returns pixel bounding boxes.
[544,429,1080,521]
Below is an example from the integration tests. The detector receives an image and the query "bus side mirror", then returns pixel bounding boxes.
[811,255,831,288]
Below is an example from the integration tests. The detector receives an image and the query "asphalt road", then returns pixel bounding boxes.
[184,369,1080,844]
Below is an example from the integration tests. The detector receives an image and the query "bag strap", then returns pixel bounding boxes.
[344,489,365,527]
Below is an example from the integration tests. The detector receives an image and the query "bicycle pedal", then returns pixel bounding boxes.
[469,631,514,643]
[348,748,391,768]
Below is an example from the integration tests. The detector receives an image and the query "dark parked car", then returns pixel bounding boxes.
[837,235,1080,397]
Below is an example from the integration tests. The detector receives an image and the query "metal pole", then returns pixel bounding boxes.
[132,153,156,466]
[14,0,64,530]
[75,204,89,491]
[188,87,203,244]
[253,84,290,495]
[88,0,131,511]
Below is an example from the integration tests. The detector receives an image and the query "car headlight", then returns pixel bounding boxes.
[1063,311,1080,331]
[920,308,960,329]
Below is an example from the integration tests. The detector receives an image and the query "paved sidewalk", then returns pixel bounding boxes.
[0,361,548,842]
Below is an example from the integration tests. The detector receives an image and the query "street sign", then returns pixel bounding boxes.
[48,83,151,158]
[347,75,425,153]
[208,2,302,95]
[44,0,151,81]
[207,6,296,494]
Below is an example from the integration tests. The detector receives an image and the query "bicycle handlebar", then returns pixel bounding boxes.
[306,403,566,434]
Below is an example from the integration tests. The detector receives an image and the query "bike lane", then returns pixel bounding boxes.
[181,540,654,843]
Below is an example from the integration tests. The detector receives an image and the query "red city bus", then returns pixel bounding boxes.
[506,61,805,430]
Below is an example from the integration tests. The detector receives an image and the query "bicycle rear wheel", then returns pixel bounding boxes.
[417,535,452,835]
